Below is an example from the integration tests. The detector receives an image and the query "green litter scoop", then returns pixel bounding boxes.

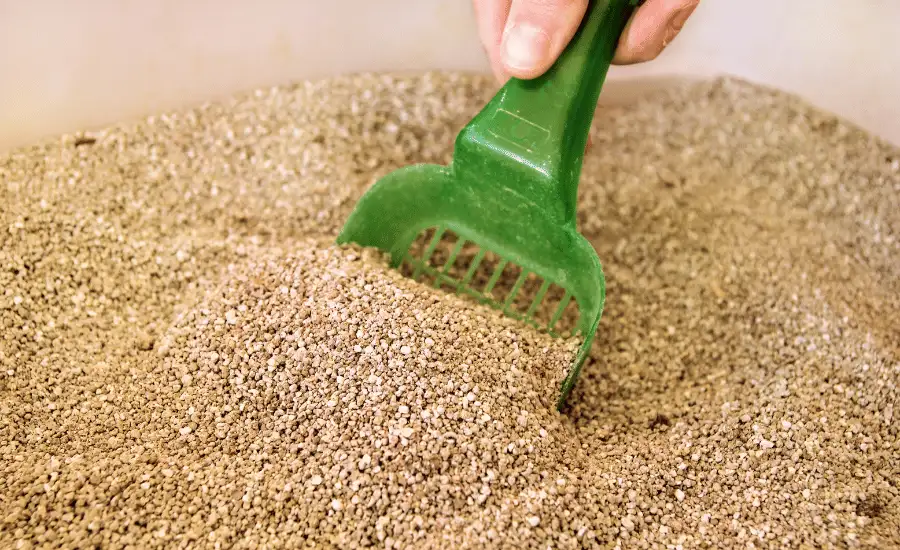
[338,0,638,409]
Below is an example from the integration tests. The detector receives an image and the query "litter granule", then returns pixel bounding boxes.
[1,73,898,549]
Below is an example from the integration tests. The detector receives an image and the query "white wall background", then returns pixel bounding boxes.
[1,0,898,151]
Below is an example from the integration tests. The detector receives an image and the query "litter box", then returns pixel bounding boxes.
[1,0,898,151]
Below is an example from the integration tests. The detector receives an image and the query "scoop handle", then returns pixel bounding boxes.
[454,0,637,225]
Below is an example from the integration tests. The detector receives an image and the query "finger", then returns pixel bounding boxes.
[613,0,699,65]
[472,0,513,81]
[499,0,589,79]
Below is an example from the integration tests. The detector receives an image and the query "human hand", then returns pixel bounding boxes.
[473,0,699,81]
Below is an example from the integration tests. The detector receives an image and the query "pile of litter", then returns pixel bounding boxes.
[1,73,897,548]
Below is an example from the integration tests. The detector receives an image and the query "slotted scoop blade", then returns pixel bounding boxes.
[338,0,639,409]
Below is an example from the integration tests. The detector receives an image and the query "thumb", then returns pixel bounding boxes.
[499,0,588,79]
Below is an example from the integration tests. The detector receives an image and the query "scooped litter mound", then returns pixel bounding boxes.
[1,73,898,549]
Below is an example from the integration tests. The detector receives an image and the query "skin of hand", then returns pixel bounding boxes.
[473,0,700,81]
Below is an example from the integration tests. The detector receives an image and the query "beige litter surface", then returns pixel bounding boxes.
[1,73,898,549]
